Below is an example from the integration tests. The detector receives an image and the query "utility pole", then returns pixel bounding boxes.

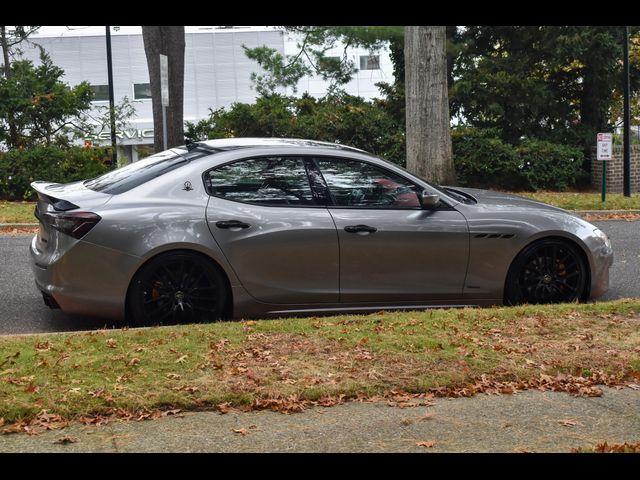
[623,26,631,197]
[105,25,117,167]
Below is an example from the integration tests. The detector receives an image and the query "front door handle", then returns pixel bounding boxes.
[215,220,251,229]
[344,224,377,234]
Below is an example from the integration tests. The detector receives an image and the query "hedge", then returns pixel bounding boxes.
[452,128,586,191]
[0,146,110,200]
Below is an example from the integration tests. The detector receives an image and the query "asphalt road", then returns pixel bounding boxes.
[0,220,638,335]
[1,387,638,452]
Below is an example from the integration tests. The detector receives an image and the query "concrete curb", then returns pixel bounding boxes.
[573,209,640,215]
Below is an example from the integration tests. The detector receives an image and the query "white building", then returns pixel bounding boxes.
[22,26,394,162]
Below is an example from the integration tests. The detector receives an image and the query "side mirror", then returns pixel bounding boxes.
[420,191,440,210]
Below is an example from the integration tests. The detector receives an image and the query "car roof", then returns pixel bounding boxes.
[193,137,367,154]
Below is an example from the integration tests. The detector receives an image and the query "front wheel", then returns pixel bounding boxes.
[128,252,227,326]
[504,239,588,305]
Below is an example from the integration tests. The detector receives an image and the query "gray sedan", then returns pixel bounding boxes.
[30,138,613,324]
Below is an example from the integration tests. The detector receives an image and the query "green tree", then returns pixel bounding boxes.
[0,51,93,149]
[0,26,40,146]
[451,26,640,152]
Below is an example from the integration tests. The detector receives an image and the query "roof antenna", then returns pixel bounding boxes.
[185,138,199,151]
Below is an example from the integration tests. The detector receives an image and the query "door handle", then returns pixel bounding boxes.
[215,220,251,229]
[344,224,377,234]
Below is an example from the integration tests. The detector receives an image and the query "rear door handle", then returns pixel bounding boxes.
[344,224,377,234]
[215,220,251,229]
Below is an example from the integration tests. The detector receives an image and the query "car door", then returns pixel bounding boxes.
[315,157,470,303]
[204,155,339,305]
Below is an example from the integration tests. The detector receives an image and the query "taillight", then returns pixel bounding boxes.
[42,211,102,239]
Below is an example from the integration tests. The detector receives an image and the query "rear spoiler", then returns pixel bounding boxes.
[31,181,79,212]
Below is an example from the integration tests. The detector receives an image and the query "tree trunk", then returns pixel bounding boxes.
[142,26,185,151]
[0,26,11,78]
[0,26,20,147]
[404,26,455,185]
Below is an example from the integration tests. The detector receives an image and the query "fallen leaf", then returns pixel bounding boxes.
[162,409,182,417]
[2,422,26,434]
[558,419,579,427]
[418,413,435,422]
[216,402,232,414]
[35,341,53,352]
[514,447,533,453]
[53,436,77,445]
[106,339,117,349]
[24,383,39,394]
[416,441,435,448]
[232,428,248,435]
[175,355,188,364]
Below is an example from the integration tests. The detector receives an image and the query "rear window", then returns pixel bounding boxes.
[84,148,209,195]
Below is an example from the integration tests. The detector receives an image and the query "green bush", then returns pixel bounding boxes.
[0,146,110,200]
[452,127,525,190]
[453,128,586,191]
[516,140,586,191]
[185,93,406,165]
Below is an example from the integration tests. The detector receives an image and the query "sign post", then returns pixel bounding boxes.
[597,133,613,203]
[160,54,169,151]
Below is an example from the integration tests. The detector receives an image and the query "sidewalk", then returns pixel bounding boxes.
[1,387,638,453]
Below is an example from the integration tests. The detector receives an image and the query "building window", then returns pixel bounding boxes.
[133,83,152,100]
[318,56,341,70]
[90,84,110,102]
[359,55,380,71]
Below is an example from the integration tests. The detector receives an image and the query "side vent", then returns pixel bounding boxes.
[474,233,516,239]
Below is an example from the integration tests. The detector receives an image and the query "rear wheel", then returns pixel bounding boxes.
[504,239,588,305]
[128,252,227,325]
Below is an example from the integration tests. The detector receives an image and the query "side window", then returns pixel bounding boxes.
[316,158,422,208]
[205,157,316,206]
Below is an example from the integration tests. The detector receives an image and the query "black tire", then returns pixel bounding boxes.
[127,251,227,326]
[504,239,588,306]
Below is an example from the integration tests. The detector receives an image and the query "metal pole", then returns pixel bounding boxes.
[602,160,606,203]
[623,26,631,196]
[105,26,117,167]
[162,106,168,151]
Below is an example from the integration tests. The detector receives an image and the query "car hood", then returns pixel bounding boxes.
[444,186,573,215]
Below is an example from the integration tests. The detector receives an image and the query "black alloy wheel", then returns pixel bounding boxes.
[128,252,227,325]
[505,239,587,305]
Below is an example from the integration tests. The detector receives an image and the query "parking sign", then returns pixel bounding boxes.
[597,133,613,161]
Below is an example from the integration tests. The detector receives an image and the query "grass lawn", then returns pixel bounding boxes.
[515,191,640,211]
[1,192,639,226]
[0,201,35,224]
[1,299,638,428]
